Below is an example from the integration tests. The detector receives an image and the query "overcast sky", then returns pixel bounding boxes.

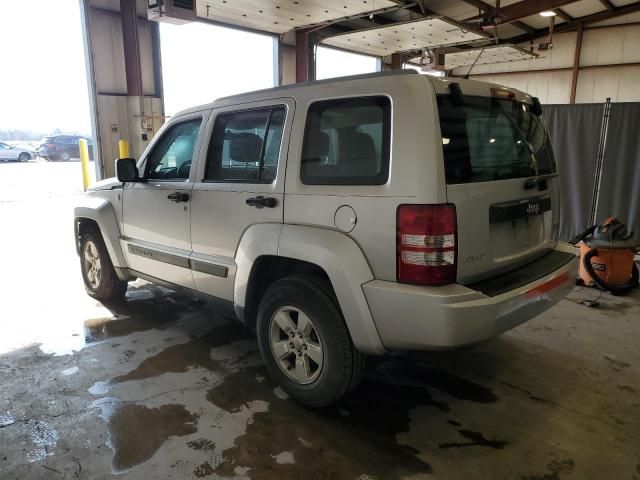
[0,0,91,133]
[0,1,378,135]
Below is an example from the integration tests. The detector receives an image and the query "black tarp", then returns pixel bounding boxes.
[543,102,639,241]
[596,103,640,238]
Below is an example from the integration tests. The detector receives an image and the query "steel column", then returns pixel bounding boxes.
[391,53,403,70]
[296,29,310,83]
[120,0,143,97]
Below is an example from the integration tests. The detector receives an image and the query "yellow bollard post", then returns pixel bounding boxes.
[79,139,92,191]
[118,139,130,159]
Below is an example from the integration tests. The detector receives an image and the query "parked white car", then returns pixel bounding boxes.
[0,141,34,162]
[74,71,578,406]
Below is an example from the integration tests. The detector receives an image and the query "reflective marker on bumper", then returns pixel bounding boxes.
[525,272,570,300]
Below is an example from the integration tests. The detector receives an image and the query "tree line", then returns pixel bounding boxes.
[0,128,91,142]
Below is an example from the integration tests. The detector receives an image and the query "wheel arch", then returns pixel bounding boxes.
[235,223,385,355]
[74,197,127,269]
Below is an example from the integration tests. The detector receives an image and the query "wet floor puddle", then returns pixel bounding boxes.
[106,403,198,471]
[83,287,200,345]
[89,309,506,478]
[108,321,249,385]
[202,357,504,479]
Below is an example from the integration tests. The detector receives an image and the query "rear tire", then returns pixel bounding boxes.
[256,274,366,407]
[60,150,70,161]
[79,229,127,302]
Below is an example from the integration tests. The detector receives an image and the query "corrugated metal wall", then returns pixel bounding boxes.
[452,25,640,104]
[82,0,164,179]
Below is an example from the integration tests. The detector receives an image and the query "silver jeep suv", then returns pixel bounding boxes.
[74,71,578,406]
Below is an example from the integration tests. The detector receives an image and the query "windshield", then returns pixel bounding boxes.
[437,94,556,184]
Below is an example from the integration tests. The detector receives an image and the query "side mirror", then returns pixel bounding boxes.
[116,158,141,182]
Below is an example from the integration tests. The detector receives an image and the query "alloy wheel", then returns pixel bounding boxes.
[269,306,324,384]
[83,240,102,289]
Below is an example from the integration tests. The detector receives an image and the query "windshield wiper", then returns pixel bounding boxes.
[492,99,539,173]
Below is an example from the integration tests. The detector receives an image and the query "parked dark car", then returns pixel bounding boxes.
[37,135,93,161]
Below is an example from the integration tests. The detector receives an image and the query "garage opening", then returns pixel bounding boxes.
[0,0,94,201]
[160,22,276,116]
[315,46,380,80]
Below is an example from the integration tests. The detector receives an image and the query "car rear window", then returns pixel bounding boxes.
[437,95,556,184]
[300,96,391,185]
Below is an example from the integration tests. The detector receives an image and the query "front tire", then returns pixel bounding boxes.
[18,153,30,162]
[79,229,127,302]
[60,150,70,161]
[256,274,366,407]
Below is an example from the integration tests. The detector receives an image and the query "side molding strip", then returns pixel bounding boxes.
[127,244,190,269]
[190,259,229,278]
[127,243,228,278]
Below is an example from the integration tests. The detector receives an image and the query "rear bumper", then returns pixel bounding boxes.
[363,244,578,350]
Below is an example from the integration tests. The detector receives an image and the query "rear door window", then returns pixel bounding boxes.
[205,106,285,184]
[438,95,556,184]
[300,96,391,185]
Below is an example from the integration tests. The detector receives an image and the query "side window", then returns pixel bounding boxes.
[300,96,391,185]
[205,106,285,183]
[145,118,202,181]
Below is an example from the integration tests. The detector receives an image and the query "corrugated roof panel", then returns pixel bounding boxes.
[590,9,640,26]
[195,0,397,34]
[490,23,526,38]
[322,17,488,57]
[560,0,606,18]
[420,0,523,22]
[519,14,568,29]
[409,45,537,70]
[610,0,640,6]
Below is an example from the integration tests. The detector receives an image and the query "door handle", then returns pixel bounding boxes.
[246,196,277,209]
[167,192,190,203]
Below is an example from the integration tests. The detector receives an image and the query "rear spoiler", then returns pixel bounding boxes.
[448,82,543,116]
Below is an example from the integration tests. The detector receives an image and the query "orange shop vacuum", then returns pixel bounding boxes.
[571,217,639,296]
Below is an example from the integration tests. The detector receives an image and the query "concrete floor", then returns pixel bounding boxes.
[1,160,639,480]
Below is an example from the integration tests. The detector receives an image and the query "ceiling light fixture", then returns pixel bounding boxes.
[539,11,556,17]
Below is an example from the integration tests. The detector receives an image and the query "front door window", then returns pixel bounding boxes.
[145,119,202,181]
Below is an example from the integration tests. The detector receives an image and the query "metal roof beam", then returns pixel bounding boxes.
[463,0,578,24]
[504,1,640,43]
[458,0,535,33]
[554,9,574,22]
[597,0,615,11]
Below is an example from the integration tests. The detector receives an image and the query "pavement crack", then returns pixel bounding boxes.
[469,367,626,431]
[41,464,62,475]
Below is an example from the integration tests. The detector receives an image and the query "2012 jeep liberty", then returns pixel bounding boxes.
[74,71,578,406]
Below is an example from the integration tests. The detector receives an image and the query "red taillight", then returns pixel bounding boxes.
[397,204,457,286]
